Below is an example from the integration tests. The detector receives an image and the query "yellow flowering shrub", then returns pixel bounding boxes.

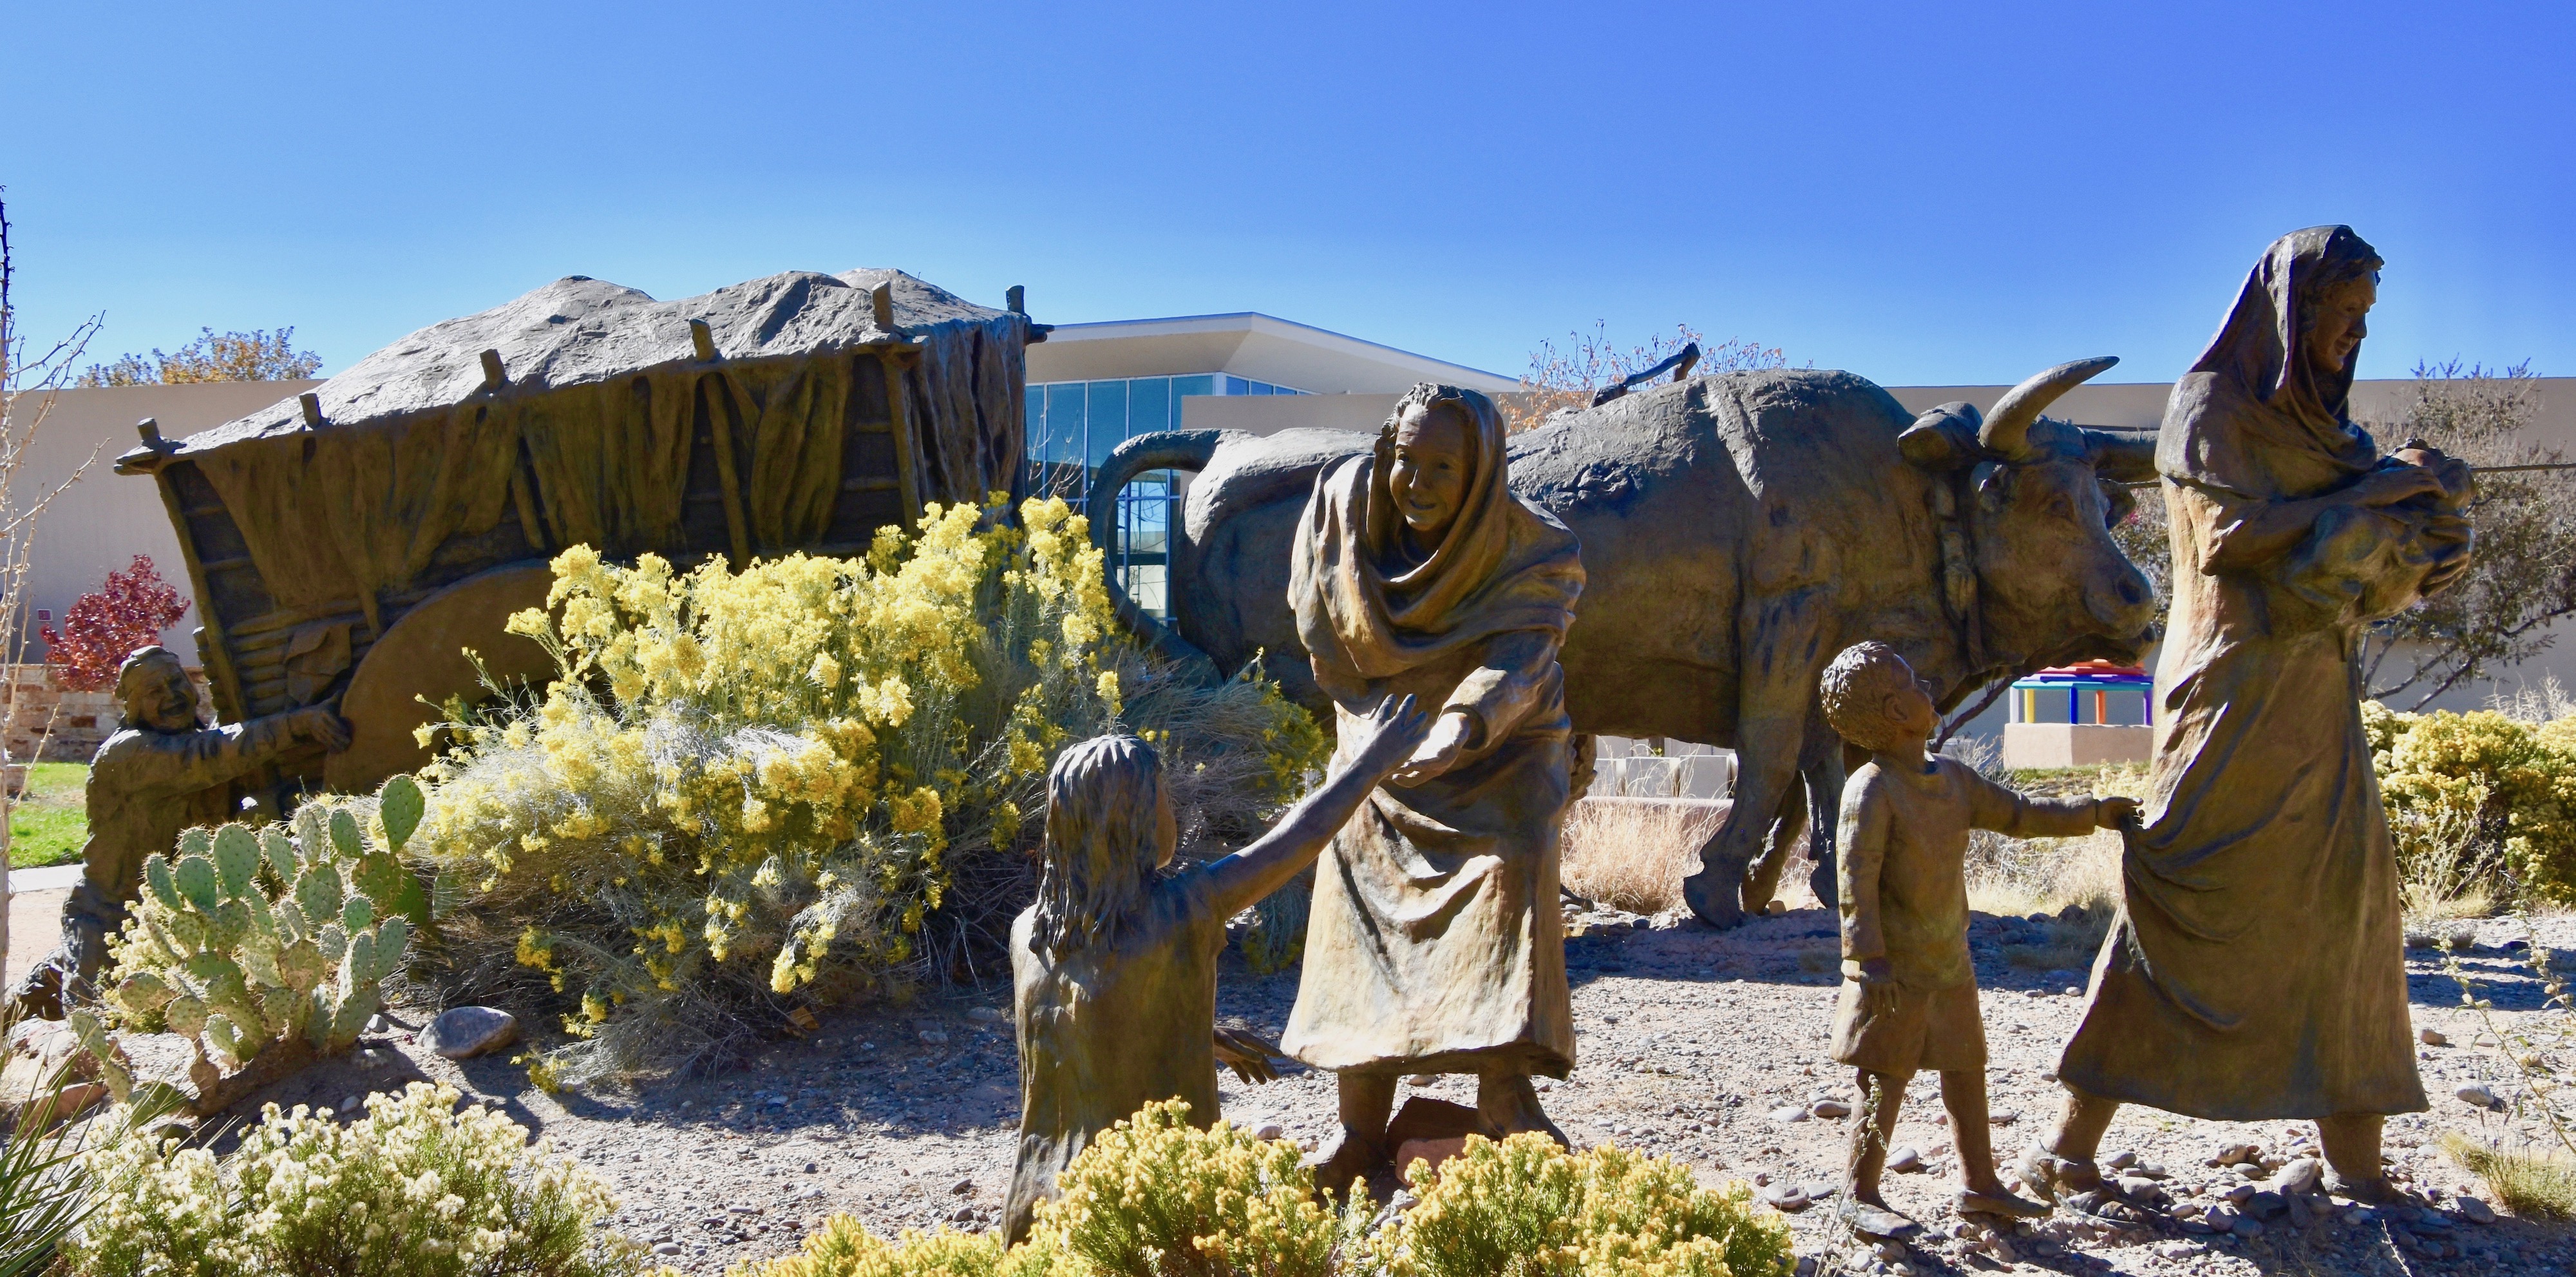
[411,495,1326,1084]
[1361,1134,1792,1277]
[63,1081,668,1277]
[2367,702,2576,903]
[744,1107,1797,1277]
[727,1216,1059,1277]
[1043,1099,1344,1277]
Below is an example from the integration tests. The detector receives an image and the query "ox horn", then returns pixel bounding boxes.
[1980,355,2119,458]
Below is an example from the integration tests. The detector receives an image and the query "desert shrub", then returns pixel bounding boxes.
[1044,1099,1343,1277]
[1560,799,1727,915]
[97,778,426,1070]
[2365,701,2576,905]
[1361,1133,1792,1277]
[728,1216,1057,1277]
[410,497,1324,1084]
[2443,1136,2576,1220]
[61,1081,664,1277]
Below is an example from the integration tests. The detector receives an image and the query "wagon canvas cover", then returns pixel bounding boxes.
[121,267,1036,790]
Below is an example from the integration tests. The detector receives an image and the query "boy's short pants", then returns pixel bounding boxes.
[1829,978,1987,1075]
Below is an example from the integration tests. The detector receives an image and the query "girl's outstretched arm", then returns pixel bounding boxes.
[1204,694,1432,918]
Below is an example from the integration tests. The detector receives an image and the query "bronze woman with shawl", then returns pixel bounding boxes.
[1280,383,1585,1196]
[2023,227,2470,1204]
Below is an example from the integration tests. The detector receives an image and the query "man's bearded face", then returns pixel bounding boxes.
[124,661,198,733]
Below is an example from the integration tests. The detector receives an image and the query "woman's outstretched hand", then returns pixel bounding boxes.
[1389,710,1478,787]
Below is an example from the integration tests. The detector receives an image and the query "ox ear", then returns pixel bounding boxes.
[1899,402,1984,473]
[2083,430,2159,484]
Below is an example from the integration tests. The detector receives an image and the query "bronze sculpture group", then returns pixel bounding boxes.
[23,224,2465,1239]
[1010,223,2467,1229]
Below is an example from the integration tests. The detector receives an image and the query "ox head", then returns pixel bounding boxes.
[1897,356,2159,667]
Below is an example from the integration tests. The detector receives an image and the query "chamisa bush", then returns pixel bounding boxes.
[743,1104,1793,1277]
[1359,1133,1793,1277]
[2363,700,2576,908]
[62,1081,667,1277]
[409,496,1326,1084]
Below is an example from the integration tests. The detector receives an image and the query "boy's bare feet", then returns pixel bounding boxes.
[1957,1186,2050,1220]
[2012,1146,2099,1204]
[1837,1194,1922,1240]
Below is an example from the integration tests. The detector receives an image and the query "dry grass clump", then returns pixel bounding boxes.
[1942,743,2144,967]
[2443,1135,2576,1220]
[1560,798,1727,915]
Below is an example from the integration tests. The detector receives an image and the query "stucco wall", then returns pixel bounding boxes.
[1,381,318,664]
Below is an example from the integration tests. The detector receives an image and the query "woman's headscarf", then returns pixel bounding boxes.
[1291,384,1582,687]
[2166,225,2385,489]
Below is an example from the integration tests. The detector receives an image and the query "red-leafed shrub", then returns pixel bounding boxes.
[42,556,191,692]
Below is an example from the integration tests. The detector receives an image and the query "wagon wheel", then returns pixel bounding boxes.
[321,562,558,793]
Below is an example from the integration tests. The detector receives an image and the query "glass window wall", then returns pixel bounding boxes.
[1019,372,1307,616]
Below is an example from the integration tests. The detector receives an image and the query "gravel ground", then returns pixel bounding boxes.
[240,904,2576,1276]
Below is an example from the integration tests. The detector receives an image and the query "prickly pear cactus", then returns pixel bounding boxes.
[100,775,431,1069]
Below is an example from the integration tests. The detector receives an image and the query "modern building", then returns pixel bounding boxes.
[1023,313,1517,613]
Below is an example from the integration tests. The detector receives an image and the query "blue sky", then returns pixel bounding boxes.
[4,1,2569,387]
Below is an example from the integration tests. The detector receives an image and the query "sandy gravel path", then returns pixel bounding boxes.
[232,905,2574,1276]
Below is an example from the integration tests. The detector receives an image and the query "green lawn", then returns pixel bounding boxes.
[9,762,88,869]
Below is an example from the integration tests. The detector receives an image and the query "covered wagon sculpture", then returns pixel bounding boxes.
[116,269,1043,806]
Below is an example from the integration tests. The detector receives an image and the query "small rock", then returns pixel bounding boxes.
[2063,986,2083,997]
[2456,1197,2496,1224]
[2420,1026,2448,1046]
[337,1094,362,1114]
[2233,1216,2265,1239]
[2105,1149,2138,1171]
[1759,1183,1811,1211]
[949,1177,974,1195]
[1810,1099,1852,1119]
[1988,1110,2018,1126]
[1769,1105,1810,1123]
[1405,1074,1438,1086]
[2456,1084,2499,1108]
[1887,1146,1924,1173]
[1251,1120,1287,1140]
[2272,1157,2322,1195]
[964,1006,1005,1024]
[2223,1181,2258,1204]
[2206,1204,2242,1233]
[425,1006,520,1060]
[2210,1141,2260,1168]
[365,1014,390,1035]
[652,1242,683,1256]
[2117,1175,2161,1197]
[918,1029,949,1046]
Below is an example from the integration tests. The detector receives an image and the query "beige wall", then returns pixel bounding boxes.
[1,381,318,663]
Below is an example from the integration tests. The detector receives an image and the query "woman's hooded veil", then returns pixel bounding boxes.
[1290,384,1581,693]
[2162,225,2385,495]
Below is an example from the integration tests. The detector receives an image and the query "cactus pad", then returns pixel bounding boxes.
[379,773,424,852]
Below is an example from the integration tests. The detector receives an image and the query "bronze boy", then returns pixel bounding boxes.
[1818,641,2135,1237]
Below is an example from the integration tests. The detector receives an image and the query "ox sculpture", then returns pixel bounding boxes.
[1090,359,2159,929]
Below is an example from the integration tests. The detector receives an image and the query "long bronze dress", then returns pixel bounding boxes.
[2056,227,2466,1120]
[1280,390,1585,1077]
